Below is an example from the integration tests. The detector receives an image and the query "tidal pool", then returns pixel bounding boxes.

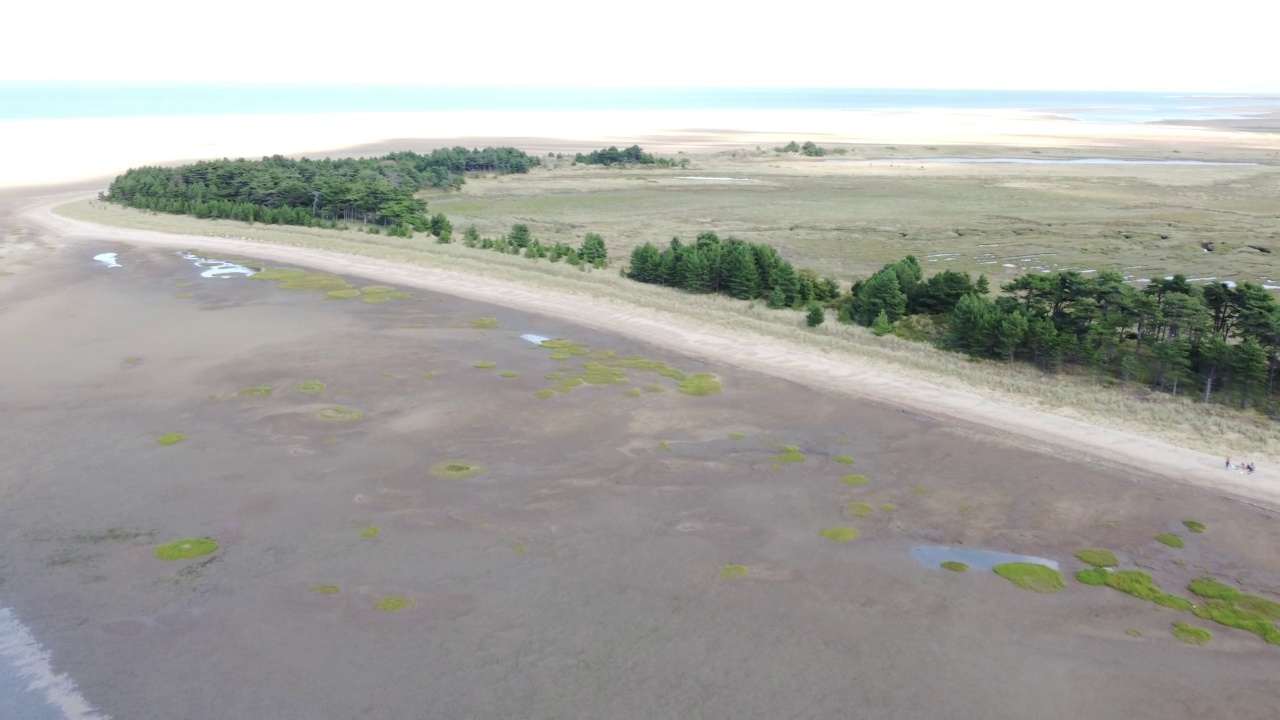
[92,252,121,268]
[179,252,257,279]
[912,546,1059,571]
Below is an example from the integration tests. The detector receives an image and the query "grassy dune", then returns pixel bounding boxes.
[55,151,1280,465]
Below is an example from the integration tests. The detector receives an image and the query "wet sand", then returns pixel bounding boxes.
[3,194,1280,719]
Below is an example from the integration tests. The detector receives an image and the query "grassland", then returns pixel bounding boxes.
[51,146,1280,465]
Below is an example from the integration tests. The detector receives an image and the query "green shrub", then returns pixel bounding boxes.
[993,563,1065,593]
[237,386,271,396]
[317,406,363,421]
[1075,548,1119,568]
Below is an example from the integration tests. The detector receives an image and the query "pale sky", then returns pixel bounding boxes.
[7,0,1278,92]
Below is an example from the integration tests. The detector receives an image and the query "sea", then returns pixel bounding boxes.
[2,84,1280,124]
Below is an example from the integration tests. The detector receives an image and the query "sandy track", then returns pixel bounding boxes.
[25,193,1280,511]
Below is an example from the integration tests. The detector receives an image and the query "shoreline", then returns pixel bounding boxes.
[23,192,1280,512]
[5,107,1280,188]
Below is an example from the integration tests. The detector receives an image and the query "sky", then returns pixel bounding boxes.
[6,0,1278,92]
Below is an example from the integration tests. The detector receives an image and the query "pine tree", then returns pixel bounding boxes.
[806,302,825,327]
[871,310,892,336]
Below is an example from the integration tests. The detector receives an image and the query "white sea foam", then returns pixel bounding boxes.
[92,253,120,268]
[0,606,110,719]
[520,334,551,345]
[179,252,256,278]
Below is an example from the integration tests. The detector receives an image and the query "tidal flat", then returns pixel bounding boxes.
[2,239,1279,720]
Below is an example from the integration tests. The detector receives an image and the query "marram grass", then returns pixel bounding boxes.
[154,538,218,560]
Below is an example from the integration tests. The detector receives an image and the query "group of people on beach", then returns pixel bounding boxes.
[1226,458,1257,473]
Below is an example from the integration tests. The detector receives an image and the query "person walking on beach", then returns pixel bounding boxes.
[1226,457,1232,469]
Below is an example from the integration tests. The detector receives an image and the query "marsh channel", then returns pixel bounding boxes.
[2,229,1279,719]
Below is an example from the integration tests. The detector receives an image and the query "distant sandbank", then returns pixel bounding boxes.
[5,108,1280,188]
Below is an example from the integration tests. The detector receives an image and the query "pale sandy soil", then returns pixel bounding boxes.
[24,192,1280,512]
[6,108,1280,188]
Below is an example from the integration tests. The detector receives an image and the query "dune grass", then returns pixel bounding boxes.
[154,538,218,560]
[1075,548,1119,568]
[534,390,557,398]
[1156,534,1185,548]
[819,527,859,543]
[325,288,361,299]
[1172,622,1212,645]
[992,563,1065,593]
[157,433,186,446]
[59,198,1280,467]
[432,461,484,479]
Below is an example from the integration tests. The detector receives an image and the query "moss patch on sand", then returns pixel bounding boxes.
[1075,548,1119,567]
[237,386,272,397]
[581,363,627,385]
[432,461,484,479]
[1186,577,1280,643]
[534,390,557,398]
[833,455,855,465]
[154,538,218,560]
[1099,570,1194,610]
[941,561,969,572]
[1076,568,1110,586]
[625,388,642,397]
[842,474,869,485]
[1182,520,1206,534]
[360,526,380,538]
[295,380,327,393]
[846,502,873,518]
[1126,628,1142,638]
[1156,534,1185,548]
[719,564,749,579]
[310,584,340,595]
[318,406,363,421]
[679,374,722,396]
[499,371,518,378]
[544,372,565,380]
[1172,622,1212,645]
[173,292,194,299]
[729,433,746,440]
[157,433,186,446]
[473,361,496,369]
[770,452,807,463]
[819,527,859,543]
[374,596,415,612]
[251,268,353,293]
[993,563,1065,593]
[470,317,499,329]
[325,288,361,300]
[880,504,897,511]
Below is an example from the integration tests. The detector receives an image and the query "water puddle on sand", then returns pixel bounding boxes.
[520,334,551,345]
[179,252,257,279]
[0,606,109,719]
[912,546,1059,571]
[92,253,120,268]
[829,158,1258,166]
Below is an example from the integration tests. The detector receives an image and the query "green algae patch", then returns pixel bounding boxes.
[470,317,499,329]
[1076,568,1110,586]
[819,527,859,543]
[993,563,1065,593]
[1075,548,1119,568]
[1187,577,1242,602]
[880,504,897,512]
[362,291,412,304]
[1126,628,1142,638]
[310,584,340,595]
[534,390,557,399]
[237,386,272,397]
[912,487,929,494]
[157,433,187,446]
[846,502,873,519]
[360,526,380,538]
[833,455,855,465]
[361,285,395,294]
[374,596,415,612]
[499,371,518,378]
[1172,622,1212,645]
[154,538,218,560]
[587,349,616,359]
[1186,577,1280,643]
[581,363,628,385]
[941,561,969,572]
[295,380,327,394]
[679,374,722,396]
[842,474,869,485]
[729,433,746,440]
[1099,570,1194,610]
[1182,520,1206,534]
[252,268,353,293]
[173,292,193,299]
[473,361,496,369]
[549,351,571,360]
[511,543,527,554]
[318,406,363,421]
[1156,534,1185,548]
[544,372,565,380]
[432,461,484,479]
[325,288,361,300]
[625,388,642,397]
[719,564,749,579]
[770,452,807,464]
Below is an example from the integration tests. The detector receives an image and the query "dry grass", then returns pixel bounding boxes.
[57,184,1280,464]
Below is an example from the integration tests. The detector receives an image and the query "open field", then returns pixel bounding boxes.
[45,147,1280,472]
[2,230,1279,719]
